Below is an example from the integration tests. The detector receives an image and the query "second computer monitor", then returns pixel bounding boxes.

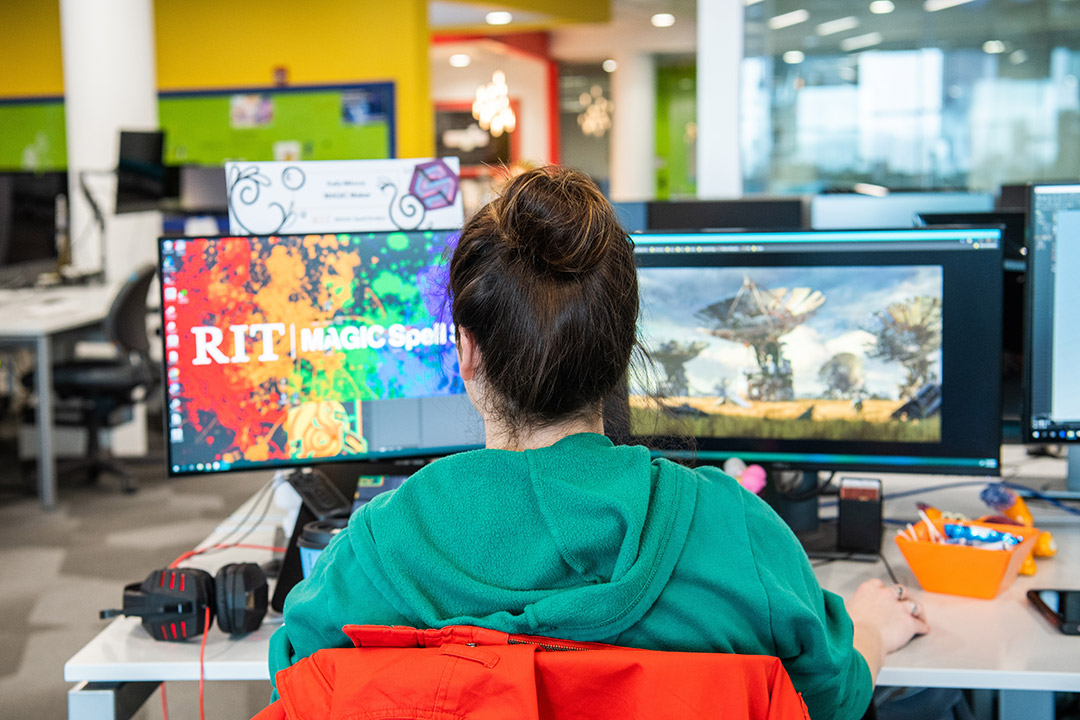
[632,227,1004,475]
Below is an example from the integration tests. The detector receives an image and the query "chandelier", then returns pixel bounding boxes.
[473,71,517,137]
[577,85,613,138]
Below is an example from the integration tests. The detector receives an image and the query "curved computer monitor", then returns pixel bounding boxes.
[631,227,1004,476]
[157,230,484,477]
[1023,183,1080,490]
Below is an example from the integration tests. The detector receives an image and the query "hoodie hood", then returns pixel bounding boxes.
[349,433,698,641]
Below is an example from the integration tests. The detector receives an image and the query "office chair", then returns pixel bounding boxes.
[23,264,158,493]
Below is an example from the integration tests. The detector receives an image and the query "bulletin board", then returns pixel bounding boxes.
[0,81,396,171]
[160,82,396,164]
[0,97,67,170]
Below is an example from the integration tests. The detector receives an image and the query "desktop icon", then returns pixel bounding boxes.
[167,350,179,365]
[168,382,183,395]
[169,398,181,410]
[165,305,177,319]
[163,240,173,252]
[171,413,183,427]
[175,241,186,254]
[168,367,180,380]
[170,428,184,442]
[166,334,179,348]
[164,287,177,301]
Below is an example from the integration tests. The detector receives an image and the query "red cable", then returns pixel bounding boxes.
[200,605,210,720]
[160,682,168,720]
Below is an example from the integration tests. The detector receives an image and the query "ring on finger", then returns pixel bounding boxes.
[894,584,905,600]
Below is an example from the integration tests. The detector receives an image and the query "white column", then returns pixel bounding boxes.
[609,52,656,202]
[696,0,743,198]
[60,0,160,282]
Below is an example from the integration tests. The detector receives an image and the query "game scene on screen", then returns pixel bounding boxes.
[161,231,464,471]
[632,265,944,443]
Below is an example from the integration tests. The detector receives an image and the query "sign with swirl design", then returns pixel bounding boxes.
[225,158,464,236]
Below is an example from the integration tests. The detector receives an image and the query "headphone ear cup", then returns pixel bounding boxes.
[213,563,269,635]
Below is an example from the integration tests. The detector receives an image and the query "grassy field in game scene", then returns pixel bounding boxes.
[632,265,943,443]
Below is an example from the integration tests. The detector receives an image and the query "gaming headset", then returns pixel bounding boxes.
[100,563,268,641]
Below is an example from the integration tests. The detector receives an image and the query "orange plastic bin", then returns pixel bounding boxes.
[895,520,1038,599]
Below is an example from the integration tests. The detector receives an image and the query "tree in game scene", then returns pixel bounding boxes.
[865,296,942,400]
[819,352,866,400]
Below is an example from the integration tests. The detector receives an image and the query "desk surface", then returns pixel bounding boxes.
[814,447,1080,691]
[65,449,1080,690]
[0,285,116,337]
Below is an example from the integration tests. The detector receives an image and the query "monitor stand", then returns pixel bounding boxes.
[764,470,878,563]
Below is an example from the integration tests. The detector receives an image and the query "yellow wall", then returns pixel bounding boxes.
[0,2,64,96]
[0,0,433,158]
[155,0,433,157]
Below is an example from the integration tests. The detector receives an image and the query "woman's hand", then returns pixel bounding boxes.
[847,578,931,681]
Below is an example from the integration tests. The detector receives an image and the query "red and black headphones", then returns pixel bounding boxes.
[100,563,268,641]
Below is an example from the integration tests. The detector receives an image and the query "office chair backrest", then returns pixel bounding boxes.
[105,264,156,355]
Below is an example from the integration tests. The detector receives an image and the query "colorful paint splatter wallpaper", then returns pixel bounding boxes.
[159,231,463,474]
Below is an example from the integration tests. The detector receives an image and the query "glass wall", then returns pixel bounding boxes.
[742,0,1080,193]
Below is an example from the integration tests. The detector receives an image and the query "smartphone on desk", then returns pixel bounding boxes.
[1027,589,1080,635]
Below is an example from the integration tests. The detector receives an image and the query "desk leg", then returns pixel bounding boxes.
[999,690,1055,720]
[36,334,56,510]
[68,681,159,720]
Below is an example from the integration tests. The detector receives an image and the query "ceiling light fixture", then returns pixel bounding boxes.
[473,71,516,138]
[1009,50,1028,64]
[783,50,806,64]
[983,40,1006,54]
[602,59,617,72]
[449,54,471,68]
[745,0,765,4]
[485,11,513,25]
[869,0,895,13]
[651,13,676,27]
[840,31,884,51]
[578,85,613,138]
[923,0,975,11]
[816,16,860,36]
[768,9,810,30]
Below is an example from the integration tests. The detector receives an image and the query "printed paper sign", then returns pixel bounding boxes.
[225,158,464,235]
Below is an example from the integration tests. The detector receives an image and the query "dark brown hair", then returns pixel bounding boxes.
[448,166,638,432]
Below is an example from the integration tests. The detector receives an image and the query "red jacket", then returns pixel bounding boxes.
[254,625,811,720]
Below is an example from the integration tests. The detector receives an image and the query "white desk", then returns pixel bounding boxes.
[813,450,1080,717]
[0,284,117,509]
[64,454,1080,720]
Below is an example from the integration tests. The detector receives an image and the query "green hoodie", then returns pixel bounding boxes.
[269,433,872,719]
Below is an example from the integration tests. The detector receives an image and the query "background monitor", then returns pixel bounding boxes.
[115,130,166,214]
[158,230,484,477]
[647,197,806,231]
[0,171,63,279]
[1024,183,1080,491]
[809,191,994,229]
[916,211,1027,428]
[631,227,1004,476]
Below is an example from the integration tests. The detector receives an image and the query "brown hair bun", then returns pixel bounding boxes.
[495,166,618,275]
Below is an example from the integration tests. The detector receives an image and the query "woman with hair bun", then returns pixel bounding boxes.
[268,166,927,720]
